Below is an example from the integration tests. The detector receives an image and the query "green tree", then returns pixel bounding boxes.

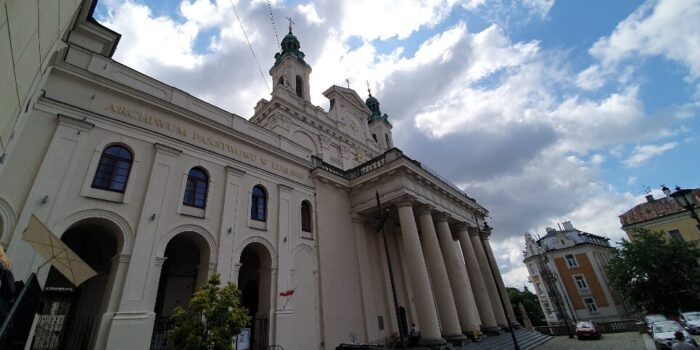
[605,228,700,314]
[507,286,547,327]
[169,273,251,350]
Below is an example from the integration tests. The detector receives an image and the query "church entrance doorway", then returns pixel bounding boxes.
[31,220,118,350]
[151,232,210,350]
[238,243,272,350]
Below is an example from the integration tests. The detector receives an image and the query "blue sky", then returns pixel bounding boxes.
[94,0,700,287]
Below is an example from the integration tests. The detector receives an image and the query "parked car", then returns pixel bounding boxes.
[575,321,601,340]
[680,311,700,334]
[646,314,669,334]
[652,320,698,350]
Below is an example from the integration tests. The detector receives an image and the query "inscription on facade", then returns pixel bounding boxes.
[106,103,306,181]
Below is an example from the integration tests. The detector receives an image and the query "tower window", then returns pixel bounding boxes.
[296,75,303,98]
[301,200,312,232]
[92,145,133,192]
[278,76,284,85]
[329,99,335,111]
[385,134,391,148]
[372,134,377,142]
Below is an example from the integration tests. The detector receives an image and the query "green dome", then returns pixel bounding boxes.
[274,29,306,66]
[365,92,390,124]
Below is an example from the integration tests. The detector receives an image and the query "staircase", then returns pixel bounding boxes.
[458,329,552,350]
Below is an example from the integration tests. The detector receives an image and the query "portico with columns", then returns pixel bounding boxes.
[312,146,516,347]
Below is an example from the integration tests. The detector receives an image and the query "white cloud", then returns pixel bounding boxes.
[623,142,678,167]
[100,0,204,70]
[576,65,605,90]
[590,0,700,80]
[627,176,637,185]
[297,3,324,25]
[522,0,555,18]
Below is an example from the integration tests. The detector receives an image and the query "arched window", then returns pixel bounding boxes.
[296,75,303,98]
[301,200,312,232]
[92,145,133,193]
[251,185,267,221]
[278,76,284,85]
[183,167,209,208]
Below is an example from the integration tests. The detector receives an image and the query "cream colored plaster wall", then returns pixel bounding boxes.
[625,215,700,243]
[0,0,82,156]
[314,180,367,347]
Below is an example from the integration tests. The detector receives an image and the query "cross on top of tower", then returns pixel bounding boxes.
[286,16,295,33]
[345,78,351,88]
[366,80,372,96]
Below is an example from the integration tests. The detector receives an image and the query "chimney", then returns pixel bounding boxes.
[562,221,574,230]
[645,194,654,203]
[545,227,555,234]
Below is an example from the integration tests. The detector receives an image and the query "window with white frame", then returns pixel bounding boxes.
[583,298,597,313]
[565,254,578,268]
[574,275,588,290]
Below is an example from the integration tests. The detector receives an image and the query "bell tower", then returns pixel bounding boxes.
[365,87,393,150]
[270,18,311,101]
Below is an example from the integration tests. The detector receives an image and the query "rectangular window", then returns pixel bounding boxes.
[669,229,684,241]
[377,316,384,330]
[574,275,588,290]
[565,254,578,268]
[584,298,597,313]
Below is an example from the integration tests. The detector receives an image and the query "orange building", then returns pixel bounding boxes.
[523,222,629,325]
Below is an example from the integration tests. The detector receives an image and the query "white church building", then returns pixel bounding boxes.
[0,1,517,349]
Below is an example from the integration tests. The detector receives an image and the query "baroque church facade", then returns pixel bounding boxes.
[0,1,516,349]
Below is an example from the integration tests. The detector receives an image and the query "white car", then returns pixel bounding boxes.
[680,311,700,334]
[652,320,698,350]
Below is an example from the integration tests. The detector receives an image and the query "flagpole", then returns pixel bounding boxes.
[376,192,406,350]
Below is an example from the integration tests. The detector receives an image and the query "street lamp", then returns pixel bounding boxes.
[670,186,700,225]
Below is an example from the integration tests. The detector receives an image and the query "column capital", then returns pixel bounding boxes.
[153,143,182,157]
[396,199,415,209]
[433,212,450,223]
[115,253,131,263]
[452,222,470,232]
[350,212,367,223]
[468,227,481,237]
[414,204,433,216]
[225,166,246,177]
[154,256,167,267]
[57,114,94,132]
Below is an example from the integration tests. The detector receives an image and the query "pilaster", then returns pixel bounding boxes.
[217,167,245,283]
[468,227,508,327]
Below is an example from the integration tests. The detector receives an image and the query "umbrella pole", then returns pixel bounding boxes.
[36,256,56,275]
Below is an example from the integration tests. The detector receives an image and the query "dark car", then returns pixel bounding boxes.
[575,321,601,340]
[646,314,668,335]
[680,311,700,334]
[652,320,698,350]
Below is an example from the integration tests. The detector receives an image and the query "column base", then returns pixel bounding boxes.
[510,320,522,329]
[499,324,512,332]
[463,329,484,341]
[482,325,503,336]
[418,336,448,349]
[443,333,469,346]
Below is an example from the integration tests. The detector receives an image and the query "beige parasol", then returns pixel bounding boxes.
[22,214,97,287]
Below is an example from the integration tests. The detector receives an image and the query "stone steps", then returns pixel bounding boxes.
[458,329,553,350]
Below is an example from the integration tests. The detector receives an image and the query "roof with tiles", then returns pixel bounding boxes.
[619,189,700,227]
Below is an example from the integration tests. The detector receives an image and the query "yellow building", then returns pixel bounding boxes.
[619,187,700,243]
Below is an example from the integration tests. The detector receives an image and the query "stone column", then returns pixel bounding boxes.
[415,207,467,345]
[396,201,446,347]
[468,227,508,328]
[433,215,481,337]
[482,228,518,325]
[454,224,500,333]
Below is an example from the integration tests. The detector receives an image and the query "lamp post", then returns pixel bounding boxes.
[670,186,700,226]
[375,192,406,350]
[477,221,520,350]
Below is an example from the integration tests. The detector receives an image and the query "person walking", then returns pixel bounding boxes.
[672,331,698,350]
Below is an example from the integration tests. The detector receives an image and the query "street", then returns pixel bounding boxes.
[537,332,700,350]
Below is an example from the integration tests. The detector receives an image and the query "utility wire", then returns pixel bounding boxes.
[266,0,280,47]
[229,0,270,93]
